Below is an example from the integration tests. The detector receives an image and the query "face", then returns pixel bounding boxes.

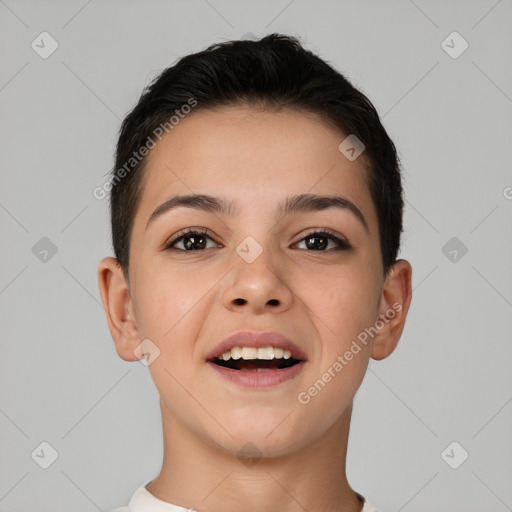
[101,106,410,457]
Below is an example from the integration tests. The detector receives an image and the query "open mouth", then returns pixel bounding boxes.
[210,357,303,371]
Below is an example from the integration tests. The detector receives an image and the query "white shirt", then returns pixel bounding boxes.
[110,479,379,512]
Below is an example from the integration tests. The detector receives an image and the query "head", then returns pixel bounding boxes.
[98,33,412,458]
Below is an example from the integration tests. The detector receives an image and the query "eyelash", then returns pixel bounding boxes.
[164,228,352,252]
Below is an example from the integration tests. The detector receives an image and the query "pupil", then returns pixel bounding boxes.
[184,235,206,250]
[306,235,327,250]
[183,235,329,251]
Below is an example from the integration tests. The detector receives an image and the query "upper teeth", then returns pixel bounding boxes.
[217,346,292,361]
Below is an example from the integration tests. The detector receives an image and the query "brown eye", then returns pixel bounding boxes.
[165,229,219,251]
[296,231,351,251]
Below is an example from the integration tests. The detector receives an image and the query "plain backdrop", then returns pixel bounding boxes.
[1,1,511,511]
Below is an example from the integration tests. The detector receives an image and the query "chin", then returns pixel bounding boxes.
[207,421,310,461]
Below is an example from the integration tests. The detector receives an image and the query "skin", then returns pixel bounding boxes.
[98,105,412,512]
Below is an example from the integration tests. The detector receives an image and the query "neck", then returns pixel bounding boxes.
[146,401,363,512]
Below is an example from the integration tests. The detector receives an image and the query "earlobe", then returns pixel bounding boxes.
[97,257,141,361]
[371,259,413,361]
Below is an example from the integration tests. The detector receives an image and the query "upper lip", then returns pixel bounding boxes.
[205,330,308,361]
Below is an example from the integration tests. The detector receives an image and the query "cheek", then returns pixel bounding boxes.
[304,266,380,341]
[135,268,207,401]
[294,340,369,446]
[136,264,209,339]
[307,268,379,413]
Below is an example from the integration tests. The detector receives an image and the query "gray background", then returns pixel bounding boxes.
[1,0,511,511]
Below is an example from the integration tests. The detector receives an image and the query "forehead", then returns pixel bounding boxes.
[135,106,376,228]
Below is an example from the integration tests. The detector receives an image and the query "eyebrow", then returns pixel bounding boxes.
[146,193,369,232]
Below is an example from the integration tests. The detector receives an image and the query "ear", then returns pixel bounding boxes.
[371,259,413,361]
[97,257,141,361]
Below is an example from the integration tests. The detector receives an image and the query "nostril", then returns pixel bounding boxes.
[234,298,247,305]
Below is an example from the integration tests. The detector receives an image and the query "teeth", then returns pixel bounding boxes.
[258,347,274,360]
[273,347,284,359]
[231,347,242,360]
[241,347,258,360]
[216,346,296,361]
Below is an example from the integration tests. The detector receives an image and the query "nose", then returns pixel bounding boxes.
[222,241,294,314]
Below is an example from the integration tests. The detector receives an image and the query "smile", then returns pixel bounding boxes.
[207,349,305,388]
[211,346,303,371]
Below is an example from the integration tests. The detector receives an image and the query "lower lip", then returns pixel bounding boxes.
[206,361,305,388]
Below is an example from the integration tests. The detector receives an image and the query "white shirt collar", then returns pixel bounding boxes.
[128,479,195,511]
[128,479,379,512]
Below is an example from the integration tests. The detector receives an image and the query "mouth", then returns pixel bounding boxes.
[206,349,306,388]
[205,331,307,387]
[208,351,303,371]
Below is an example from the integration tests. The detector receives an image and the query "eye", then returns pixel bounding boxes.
[163,228,351,252]
[164,228,219,251]
[295,230,352,251]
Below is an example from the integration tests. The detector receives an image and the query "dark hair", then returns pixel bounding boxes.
[110,33,404,280]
